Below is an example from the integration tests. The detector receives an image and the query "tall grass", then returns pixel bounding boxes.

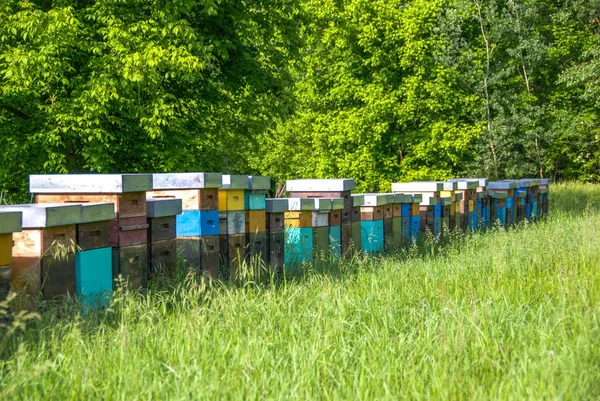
[1,182,600,400]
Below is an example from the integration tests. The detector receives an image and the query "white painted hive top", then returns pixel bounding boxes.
[152,172,222,189]
[30,174,153,193]
[0,211,22,234]
[392,182,443,193]
[286,179,355,192]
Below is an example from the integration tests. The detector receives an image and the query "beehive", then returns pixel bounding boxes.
[148,173,221,277]
[0,211,22,307]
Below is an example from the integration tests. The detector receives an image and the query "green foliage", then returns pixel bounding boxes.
[0,0,300,199]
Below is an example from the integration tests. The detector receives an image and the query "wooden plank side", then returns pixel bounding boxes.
[149,239,177,278]
[77,221,111,251]
[41,253,76,300]
[0,234,12,266]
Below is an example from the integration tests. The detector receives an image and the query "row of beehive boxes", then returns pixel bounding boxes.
[0,174,550,307]
[0,198,183,306]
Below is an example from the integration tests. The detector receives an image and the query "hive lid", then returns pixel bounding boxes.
[30,174,153,193]
[391,182,444,193]
[351,195,364,207]
[152,173,222,189]
[487,181,518,190]
[222,175,250,190]
[0,211,22,234]
[314,198,333,211]
[287,198,315,211]
[248,176,271,190]
[0,203,83,228]
[266,198,289,213]
[440,182,458,191]
[487,190,508,199]
[448,178,487,188]
[146,198,183,218]
[286,179,355,192]
[80,203,116,223]
[356,194,390,206]
[329,198,345,210]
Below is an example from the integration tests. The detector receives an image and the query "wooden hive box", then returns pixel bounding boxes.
[75,203,115,307]
[284,227,313,269]
[147,198,182,243]
[266,199,288,232]
[147,198,182,279]
[0,204,83,300]
[200,235,220,279]
[31,173,152,219]
[287,179,355,215]
[148,172,222,211]
[268,231,285,274]
[0,211,22,304]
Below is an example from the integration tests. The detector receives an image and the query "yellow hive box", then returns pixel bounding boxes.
[410,204,420,216]
[468,200,475,212]
[284,212,312,228]
[218,189,245,211]
[440,190,455,201]
[455,202,461,214]
[246,210,267,233]
[0,234,12,266]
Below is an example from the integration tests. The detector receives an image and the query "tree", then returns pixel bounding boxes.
[0,0,301,201]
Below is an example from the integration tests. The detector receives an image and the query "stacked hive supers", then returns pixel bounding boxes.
[283,198,315,267]
[286,179,357,255]
[0,203,115,305]
[30,174,152,289]
[146,198,182,279]
[487,181,519,227]
[147,173,220,278]
[246,176,270,268]
[266,198,288,272]
[0,211,22,306]
[392,182,443,238]
[354,194,388,254]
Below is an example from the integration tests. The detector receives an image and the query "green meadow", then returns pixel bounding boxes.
[1,182,599,400]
